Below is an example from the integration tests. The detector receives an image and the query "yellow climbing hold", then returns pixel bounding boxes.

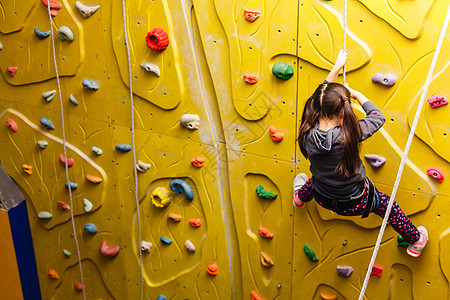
[151,187,171,208]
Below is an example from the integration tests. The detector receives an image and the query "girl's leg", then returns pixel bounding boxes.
[293,177,314,207]
[373,191,420,244]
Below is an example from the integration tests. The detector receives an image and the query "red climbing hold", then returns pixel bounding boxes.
[189,218,202,227]
[59,155,74,168]
[244,74,259,84]
[427,168,444,183]
[206,263,218,276]
[146,28,169,51]
[74,282,84,291]
[7,66,18,77]
[57,201,71,211]
[258,226,274,239]
[42,0,62,17]
[368,265,383,277]
[269,126,284,142]
[427,95,448,108]
[6,119,17,132]
[99,241,120,258]
[191,157,204,168]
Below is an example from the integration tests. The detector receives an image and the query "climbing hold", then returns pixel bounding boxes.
[0,42,3,50]
[258,226,274,239]
[337,265,353,277]
[260,252,274,267]
[91,146,103,155]
[74,283,84,291]
[22,164,32,175]
[170,179,194,200]
[185,240,196,253]
[136,161,151,172]
[250,291,263,300]
[268,126,284,142]
[63,249,71,257]
[42,0,62,17]
[83,198,93,212]
[369,265,383,277]
[146,28,169,51]
[34,28,51,40]
[244,74,259,84]
[75,1,100,18]
[320,292,338,300]
[40,117,55,130]
[180,114,200,130]
[190,157,204,168]
[364,154,386,168]
[56,201,70,211]
[371,73,397,87]
[151,187,171,208]
[65,181,78,190]
[37,140,48,149]
[243,10,261,22]
[303,244,319,261]
[397,235,409,248]
[85,174,102,183]
[256,185,277,199]
[140,62,160,77]
[6,119,18,132]
[99,241,119,258]
[206,264,218,276]
[160,236,173,244]
[38,211,53,221]
[82,79,99,90]
[48,269,59,280]
[272,62,294,80]
[427,95,448,108]
[427,168,444,182]
[57,26,74,41]
[167,213,182,222]
[69,94,79,106]
[115,144,132,152]
[156,296,166,300]
[43,90,56,102]
[59,155,74,168]
[84,223,97,234]
[140,241,152,253]
[189,218,202,227]
[7,66,18,77]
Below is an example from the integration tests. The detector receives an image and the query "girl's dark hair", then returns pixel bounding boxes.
[298,82,362,178]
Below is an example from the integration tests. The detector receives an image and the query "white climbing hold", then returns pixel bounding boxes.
[140,62,160,77]
[69,94,79,106]
[75,1,100,18]
[180,114,200,130]
[42,90,56,102]
[83,198,93,212]
[185,240,196,253]
[57,26,74,41]
[37,140,48,149]
[136,161,151,173]
[140,241,152,253]
[91,146,103,155]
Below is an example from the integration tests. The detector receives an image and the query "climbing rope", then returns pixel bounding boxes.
[46,2,86,299]
[121,1,144,299]
[342,0,347,84]
[358,4,450,299]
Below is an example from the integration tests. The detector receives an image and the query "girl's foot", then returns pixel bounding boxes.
[293,173,308,208]
[407,226,428,257]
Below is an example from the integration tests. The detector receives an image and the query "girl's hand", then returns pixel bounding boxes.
[334,49,348,70]
[344,83,368,105]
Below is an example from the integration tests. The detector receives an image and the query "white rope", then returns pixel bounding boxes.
[121,1,144,299]
[358,4,450,299]
[46,2,86,299]
[342,0,347,84]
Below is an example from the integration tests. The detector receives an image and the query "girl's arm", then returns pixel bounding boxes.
[325,50,347,83]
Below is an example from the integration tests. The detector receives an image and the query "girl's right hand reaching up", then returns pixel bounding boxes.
[334,49,348,70]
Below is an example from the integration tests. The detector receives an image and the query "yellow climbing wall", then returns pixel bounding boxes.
[0,0,449,299]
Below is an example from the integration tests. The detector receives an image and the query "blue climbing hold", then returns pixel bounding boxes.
[160,237,173,244]
[65,181,78,190]
[156,296,167,300]
[82,79,99,90]
[115,144,132,152]
[84,223,97,234]
[34,28,51,40]
[170,179,193,201]
[40,117,55,130]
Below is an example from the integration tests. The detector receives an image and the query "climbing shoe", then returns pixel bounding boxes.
[293,173,308,208]
[407,226,428,257]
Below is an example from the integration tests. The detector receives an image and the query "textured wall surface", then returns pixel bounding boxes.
[0,0,449,299]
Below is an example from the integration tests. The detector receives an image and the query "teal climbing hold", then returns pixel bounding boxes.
[34,28,51,40]
[272,62,294,80]
[40,117,55,130]
[65,181,78,190]
[397,235,409,248]
[63,249,72,258]
[303,244,319,261]
[256,184,277,199]
[38,211,53,221]
[115,144,132,152]
[82,79,99,90]
[160,237,173,244]
[170,179,193,200]
[84,223,97,234]
[37,140,48,149]
[156,296,166,300]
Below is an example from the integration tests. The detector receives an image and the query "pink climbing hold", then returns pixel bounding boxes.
[364,154,386,168]
[371,73,396,87]
[427,168,444,183]
[59,155,74,168]
[7,66,18,77]
[6,119,17,132]
[427,95,448,108]
[57,201,71,211]
[99,241,120,258]
[42,0,62,17]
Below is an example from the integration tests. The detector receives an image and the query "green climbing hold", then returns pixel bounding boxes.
[303,244,319,261]
[397,235,409,248]
[38,211,53,221]
[272,62,294,80]
[256,184,277,199]
[63,249,72,257]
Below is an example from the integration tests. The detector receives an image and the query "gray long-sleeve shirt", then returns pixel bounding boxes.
[304,101,386,195]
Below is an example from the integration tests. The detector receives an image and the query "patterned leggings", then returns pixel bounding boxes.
[297,179,420,244]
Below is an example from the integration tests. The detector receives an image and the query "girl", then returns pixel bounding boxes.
[293,50,428,257]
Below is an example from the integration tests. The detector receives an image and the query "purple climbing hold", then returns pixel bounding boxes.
[372,73,396,87]
[364,154,386,168]
[337,265,353,277]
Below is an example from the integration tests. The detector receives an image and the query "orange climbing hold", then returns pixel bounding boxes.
[244,10,261,22]
[258,226,274,239]
[250,290,263,300]
[189,218,202,227]
[59,155,74,168]
[48,269,59,280]
[320,291,338,300]
[6,119,17,132]
[7,66,17,77]
[99,241,120,258]
[244,74,259,84]
[167,213,182,222]
[191,157,204,168]
[260,252,274,267]
[42,0,62,17]
[57,201,70,211]
[269,126,284,142]
[22,164,32,175]
[206,263,218,276]
[86,174,102,183]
